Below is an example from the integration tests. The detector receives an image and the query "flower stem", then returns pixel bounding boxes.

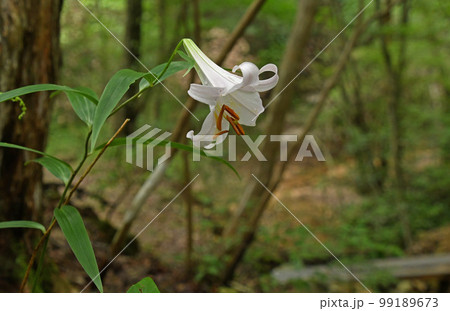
[153,39,184,84]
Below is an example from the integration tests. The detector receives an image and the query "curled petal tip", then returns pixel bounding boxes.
[186,130,194,139]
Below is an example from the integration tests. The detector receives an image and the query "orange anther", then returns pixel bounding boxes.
[234,121,245,135]
[213,130,229,139]
[216,105,226,131]
[225,115,245,136]
[224,105,240,121]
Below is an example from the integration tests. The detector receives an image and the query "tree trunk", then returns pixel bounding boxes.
[341,65,387,194]
[0,0,62,290]
[152,0,166,119]
[378,0,412,248]
[122,0,143,134]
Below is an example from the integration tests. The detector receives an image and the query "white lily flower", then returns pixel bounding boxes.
[183,38,279,149]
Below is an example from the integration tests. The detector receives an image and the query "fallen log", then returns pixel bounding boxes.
[272,253,450,284]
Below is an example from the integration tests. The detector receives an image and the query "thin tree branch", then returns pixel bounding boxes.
[215,0,266,65]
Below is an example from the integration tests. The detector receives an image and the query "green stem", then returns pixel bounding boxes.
[31,235,50,292]
[153,39,185,85]
[56,130,92,208]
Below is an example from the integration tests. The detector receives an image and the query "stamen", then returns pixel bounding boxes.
[216,105,226,131]
[234,121,245,135]
[225,115,244,136]
[224,105,240,120]
[213,130,229,139]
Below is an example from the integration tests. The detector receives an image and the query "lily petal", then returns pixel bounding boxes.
[186,110,229,149]
[188,84,224,106]
[223,90,264,126]
[242,63,279,93]
[183,39,241,89]
[228,62,261,93]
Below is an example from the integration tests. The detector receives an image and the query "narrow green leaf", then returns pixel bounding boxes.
[0,142,73,185]
[91,62,192,152]
[177,51,195,77]
[75,86,99,101]
[139,61,193,91]
[95,137,240,179]
[149,61,194,85]
[177,50,194,64]
[54,205,103,292]
[65,87,97,126]
[90,69,147,152]
[30,157,72,186]
[0,84,98,104]
[0,221,45,233]
[127,277,160,293]
[139,61,194,91]
[138,78,150,92]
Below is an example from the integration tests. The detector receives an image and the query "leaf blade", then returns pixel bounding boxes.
[30,157,72,186]
[139,61,193,91]
[54,205,103,292]
[0,84,98,104]
[90,62,192,152]
[90,69,146,152]
[149,61,194,85]
[0,220,45,233]
[0,142,73,185]
[65,87,98,126]
[127,277,160,293]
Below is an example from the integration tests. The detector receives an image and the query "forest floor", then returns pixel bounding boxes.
[42,152,450,292]
[44,158,347,292]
